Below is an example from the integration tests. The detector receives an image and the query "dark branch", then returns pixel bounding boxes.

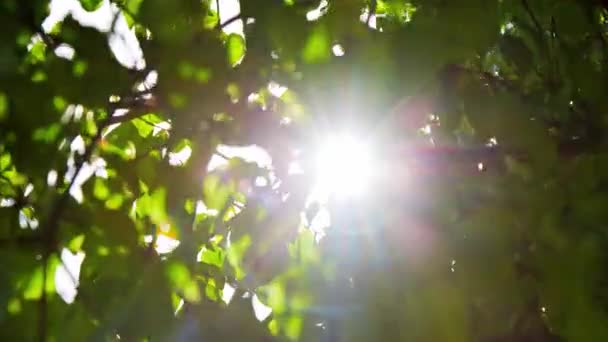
[0,235,43,247]
[366,0,377,26]
[216,0,221,23]
[521,0,544,36]
[107,96,158,124]
[38,250,49,342]
[43,114,112,236]
[35,96,127,340]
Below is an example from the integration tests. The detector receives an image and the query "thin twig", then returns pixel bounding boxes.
[216,0,221,23]
[520,0,554,76]
[37,31,59,50]
[219,14,243,30]
[138,117,169,131]
[107,102,157,125]
[215,150,232,161]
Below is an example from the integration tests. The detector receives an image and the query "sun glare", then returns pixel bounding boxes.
[313,135,373,200]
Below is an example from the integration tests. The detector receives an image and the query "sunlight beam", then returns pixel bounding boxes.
[313,134,373,201]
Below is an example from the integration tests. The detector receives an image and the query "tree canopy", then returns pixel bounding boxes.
[2,0,608,341]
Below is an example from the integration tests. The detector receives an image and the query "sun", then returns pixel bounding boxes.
[313,134,374,200]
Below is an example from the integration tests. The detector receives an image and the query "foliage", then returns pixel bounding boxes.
[1,0,608,341]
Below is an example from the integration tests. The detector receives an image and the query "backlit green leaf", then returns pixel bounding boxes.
[302,26,330,64]
[226,34,246,67]
[79,0,103,12]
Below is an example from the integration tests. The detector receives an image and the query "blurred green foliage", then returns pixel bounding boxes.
[1,0,608,341]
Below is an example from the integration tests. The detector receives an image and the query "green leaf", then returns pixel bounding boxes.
[284,315,303,340]
[177,61,195,80]
[302,26,330,64]
[79,0,103,12]
[136,187,168,224]
[226,34,246,67]
[105,193,124,210]
[32,123,61,143]
[68,234,86,253]
[205,277,219,301]
[93,178,109,200]
[292,229,319,265]
[168,92,188,109]
[52,96,68,112]
[27,41,46,64]
[259,281,286,315]
[0,153,11,171]
[125,0,144,15]
[203,175,233,210]
[0,92,7,121]
[131,113,164,138]
[204,8,219,29]
[198,246,224,268]
[3,169,27,186]
[166,261,200,303]
[226,234,251,280]
[131,119,152,138]
[22,256,59,300]
[167,262,189,288]
[23,267,43,300]
[6,297,21,314]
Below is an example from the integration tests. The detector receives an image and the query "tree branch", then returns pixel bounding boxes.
[366,0,377,26]
[521,0,544,36]
[0,235,43,247]
[106,96,158,125]
[44,115,112,235]
[216,0,221,23]
[36,95,128,340]
[38,251,48,342]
